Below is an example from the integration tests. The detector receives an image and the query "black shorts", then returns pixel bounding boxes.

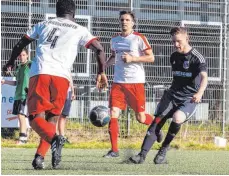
[154,90,197,122]
[12,99,28,117]
[61,98,72,117]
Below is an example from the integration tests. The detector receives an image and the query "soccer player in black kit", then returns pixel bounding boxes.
[129,27,208,164]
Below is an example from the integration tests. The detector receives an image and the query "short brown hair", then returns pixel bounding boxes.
[22,48,28,55]
[119,10,136,22]
[170,27,188,36]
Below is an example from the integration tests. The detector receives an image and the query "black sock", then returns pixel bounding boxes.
[162,121,181,148]
[155,117,168,135]
[140,119,160,157]
[19,133,27,137]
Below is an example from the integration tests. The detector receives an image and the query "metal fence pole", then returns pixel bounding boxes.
[28,0,32,60]
[225,1,229,127]
[222,0,228,138]
[129,0,133,11]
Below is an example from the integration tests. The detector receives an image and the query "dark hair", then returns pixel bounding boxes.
[170,27,188,36]
[119,10,136,22]
[56,0,75,17]
[21,48,28,55]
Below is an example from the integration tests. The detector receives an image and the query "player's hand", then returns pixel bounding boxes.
[191,92,203,103]
[71,92,76,100]
[96,73,108,91]
[122,52,134,63]
[24,87,29,94]
[3,64,13,75]
[1,79,5,85]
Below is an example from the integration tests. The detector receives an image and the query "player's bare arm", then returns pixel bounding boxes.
[192,71,208,103]
[121,49,154,63]
[3,36,33,71]
[105,51,116,69]
[1,79,16,86]
[88,40,108,90]
[69,74,76,100]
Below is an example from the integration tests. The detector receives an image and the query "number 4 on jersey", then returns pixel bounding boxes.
[46,28,60,49]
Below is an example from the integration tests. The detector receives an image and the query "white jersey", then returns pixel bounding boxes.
[26,17,97,81]
[111,31,151,83]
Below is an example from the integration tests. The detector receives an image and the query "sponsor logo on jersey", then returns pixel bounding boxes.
[173,71,192,77]
[183,60,190,69]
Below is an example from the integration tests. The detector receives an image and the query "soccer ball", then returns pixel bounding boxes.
[89,105,110,127]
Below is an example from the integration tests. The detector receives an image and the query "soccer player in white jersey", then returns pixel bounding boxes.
[3,0,108,169]
[103,11,162,158]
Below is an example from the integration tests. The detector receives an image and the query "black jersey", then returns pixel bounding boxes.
[168,48,207,102]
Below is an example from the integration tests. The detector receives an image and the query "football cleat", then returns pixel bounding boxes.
[51,135,65,169]
[32,154,45,170]
[103,150,119,158]
[154,146,168,164]
[16,136,28,145]
[129,153,146,164]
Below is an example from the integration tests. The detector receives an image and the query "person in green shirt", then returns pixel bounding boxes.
[1,48,31,144]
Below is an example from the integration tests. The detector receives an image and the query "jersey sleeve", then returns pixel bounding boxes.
[80,27,98,48]
[170,52,176,65]
[138,34,151,52]
[25,23,41,40]
[170,54,173,65]
[195,55,207,73]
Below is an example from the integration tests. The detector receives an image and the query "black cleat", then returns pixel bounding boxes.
[154,146,168,164]
[63,137,70,144]
[51,135,65,169]
[156,131,163,143]
[32,154,45,170]
[129,153,145,164]
[103,150,119,158]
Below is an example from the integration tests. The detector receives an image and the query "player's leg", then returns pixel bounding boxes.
[154,101,197,164]
[18,99,29,144]
[58,115,67,136]
[33,112,60,169]
[32,138,47,170]
[28,75,68,169]
[125,84,163,143]
[58,97,72,138]
[48,75,69,168]
[17,114,27,144]
[28,75,56,143]
[129,90,174,164]
[125,84,154,125]
[103,83,126,158]
[12,100,28,144]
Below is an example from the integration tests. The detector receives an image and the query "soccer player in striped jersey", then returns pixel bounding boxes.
[3,0,108,169]
[104,10,162,158]
[129,27,208,164]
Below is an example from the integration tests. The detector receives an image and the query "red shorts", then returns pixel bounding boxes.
[109,83,145,113]
[27,74,69,115]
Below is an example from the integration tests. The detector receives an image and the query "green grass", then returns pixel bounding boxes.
[1,148,229,175]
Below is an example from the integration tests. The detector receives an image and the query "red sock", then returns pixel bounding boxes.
[109,118,119,152]
[144,114,154,125]
[31,117,56,143]
[36,139,51,157]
